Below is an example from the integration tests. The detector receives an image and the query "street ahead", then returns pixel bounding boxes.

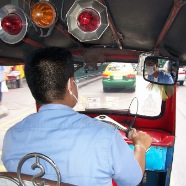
[0,78,186,186]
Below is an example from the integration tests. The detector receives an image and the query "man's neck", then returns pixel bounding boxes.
[52,95,75,108]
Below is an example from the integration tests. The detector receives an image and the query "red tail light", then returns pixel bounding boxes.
[102,74,110,79]
[0,4,28,44]
[179,71,185,74]
[1,14,23,35]
[126,74,135,78]
[66,0,108,42]
[77,8,100,32]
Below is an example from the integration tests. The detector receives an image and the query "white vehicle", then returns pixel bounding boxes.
[177,67,186,85]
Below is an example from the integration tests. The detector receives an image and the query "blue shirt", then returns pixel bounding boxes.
[2,104,142,186]
[148,70,173,84]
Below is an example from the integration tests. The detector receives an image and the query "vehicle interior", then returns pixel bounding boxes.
[0,0,186,185]
[1,0,186,66]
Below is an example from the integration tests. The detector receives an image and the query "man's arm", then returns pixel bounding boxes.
[134,145,146,173]
[111,130,143,185]
[111,129,152,185]
[132,129,152,173]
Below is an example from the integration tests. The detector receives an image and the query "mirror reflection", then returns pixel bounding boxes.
[143,56,179,85]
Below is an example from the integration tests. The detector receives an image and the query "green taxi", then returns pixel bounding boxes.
[102,62,136,92]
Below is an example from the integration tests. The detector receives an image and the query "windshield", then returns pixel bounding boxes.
[74,62,162,116]
[0,61,168,173]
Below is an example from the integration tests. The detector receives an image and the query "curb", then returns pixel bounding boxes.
[0,105,8,118]
[77,76,102,88]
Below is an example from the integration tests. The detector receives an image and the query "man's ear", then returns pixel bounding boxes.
[68,78,73,95]
[68,78,71,89]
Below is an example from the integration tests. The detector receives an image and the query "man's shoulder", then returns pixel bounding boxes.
[6,113,35,132]
[81,113,117,131]
[160,70,171,76]
[159,70,173,84]
[159,70,172,80]
[74,114,117,140]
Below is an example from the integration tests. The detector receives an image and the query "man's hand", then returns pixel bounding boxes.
[131,129,152,174]
[131,129,152,151]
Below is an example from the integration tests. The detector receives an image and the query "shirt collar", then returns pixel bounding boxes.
[39,104,74,112]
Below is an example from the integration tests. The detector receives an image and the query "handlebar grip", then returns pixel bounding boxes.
[126,128,134,139]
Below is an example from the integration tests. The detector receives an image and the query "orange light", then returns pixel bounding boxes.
[31,2,56,28]
[102,74,110,79]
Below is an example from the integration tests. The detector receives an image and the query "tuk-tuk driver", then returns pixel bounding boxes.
[145,56,174,98]
[2,47,152,186]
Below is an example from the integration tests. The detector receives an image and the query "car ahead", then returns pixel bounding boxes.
[177,67,186,85]
[163,61,185,86]
[102,62,136,92]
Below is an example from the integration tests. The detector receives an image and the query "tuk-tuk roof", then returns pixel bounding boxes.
[0,0,186,65]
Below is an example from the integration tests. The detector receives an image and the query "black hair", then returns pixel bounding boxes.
[25,47,74,104]
[145,56,158,64]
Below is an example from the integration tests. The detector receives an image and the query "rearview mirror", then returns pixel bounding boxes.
[143,56,179,85]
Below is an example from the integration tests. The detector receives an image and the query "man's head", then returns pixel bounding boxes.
[25,47,77,106]
[145,56,158,66]
[145,56,159,75]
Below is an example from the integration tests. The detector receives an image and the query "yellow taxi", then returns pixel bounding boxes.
[102,62,136,92]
